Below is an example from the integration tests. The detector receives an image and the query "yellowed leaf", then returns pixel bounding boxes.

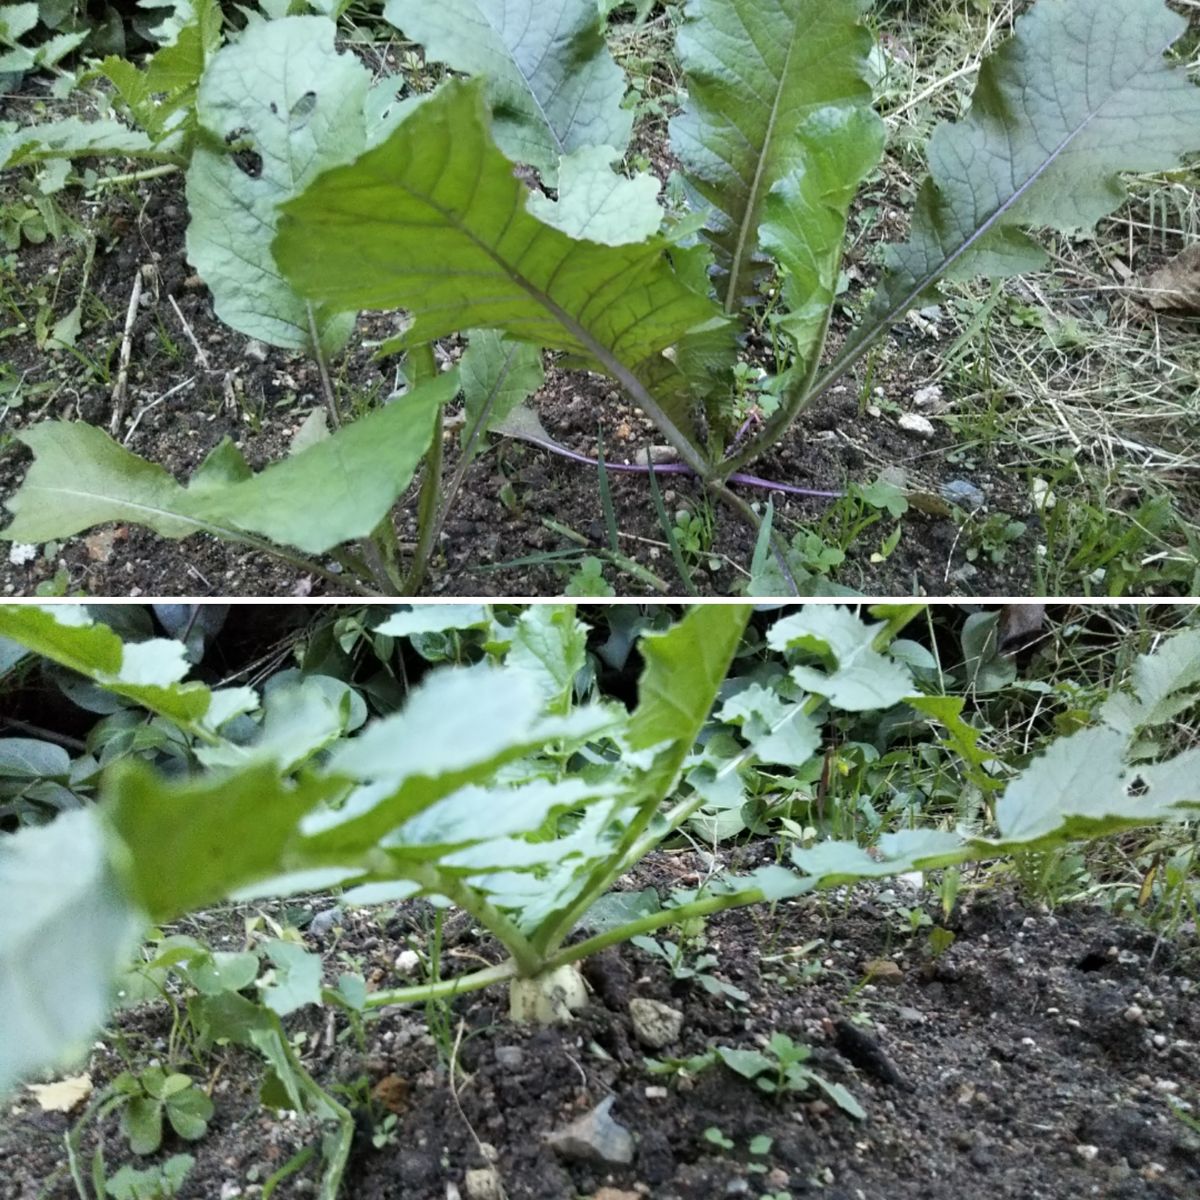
[27,1073,93,1113]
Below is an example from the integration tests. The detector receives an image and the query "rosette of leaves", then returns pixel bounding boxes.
[5,0,1199,585]
[2,601,1198,1111]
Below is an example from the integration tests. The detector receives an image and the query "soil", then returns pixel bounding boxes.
[4,863,1198,1200]
[0,103,1042,599]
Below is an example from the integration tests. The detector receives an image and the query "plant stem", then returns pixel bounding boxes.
[92,163,181,188]
[544,884,797,972]
[401,405,444,594]
[402,863,544,977]
[396,343,443,594]
[306,304,341,430]
[715,303,834,480]
[420,342,525,566]
[363,961,518,1010]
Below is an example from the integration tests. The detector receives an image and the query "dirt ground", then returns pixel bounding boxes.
[4,859,1197,1200]
[0,121,1037,600]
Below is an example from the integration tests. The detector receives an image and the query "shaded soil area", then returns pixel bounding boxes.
[0,136,1040,599]
[5,867,1198,1200]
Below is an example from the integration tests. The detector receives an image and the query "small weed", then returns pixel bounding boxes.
[632,933,749,1002]
[716,1032,865,1119]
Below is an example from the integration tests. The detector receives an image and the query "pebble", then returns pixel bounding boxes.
[940,479,986,511]
[1075,1144,1100,1163]
[309,906,344,937]
[495,1046,524,1069]
[243,339,268,362]
[724,1180,750,1196]
[862,959,904,986]
[629,998,684,1049]
[394,949,421,974]
[898,412,935,439]
[912,384,943,407]
[545,1096,634,1166]
[464,1167,504,1200]
[592,1190,640,1200]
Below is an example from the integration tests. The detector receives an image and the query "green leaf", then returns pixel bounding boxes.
[458,331,545,457]
[527,145,662,244]
[4,373,456,555]
[122,1095,164,1155]
[195,678,346,770]
[718,682,821,767]
[759,105,885,374]
[995,726,1200,846]
[860,0,1200,343]
[0,117,155,171]
[0,810,143,1095]
[164,1084,212,1140]
[0,605,213,725]
[381,0,632,182]
[670,0,880,312]
[185,16,370,353]
[507,604,588,714]
[769,607,914,711]
[0,737,70,779]
[625,605,752,803]
[274,79,723,387]
[1099,627,1200,734]
[104,761,342,921]
[375,605,492,636]
[259,940,322,1016]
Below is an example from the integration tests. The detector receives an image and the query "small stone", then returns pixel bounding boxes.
[644,1085,668,1100]
[7,543,37,567]
[897,1006,926,1025]
[394,949,421,974]
[545,1096,634,1166]
[629,998,684,1049]
[1075,1144,1100,1163]
[494,1046,524,1070]
[592,1190,640,1200]
[1123,1005,1146,1025]
[765,1168,790,1189]
[941,479,986,511]
[862,959,904,986]
[898,412,935,439]
[309,907,344,937]
[219,1184,242,1200]
[464,1167,504,1200]
[912,384,943,407]
[243,339,269,363]
[633,445,679,466]
[724,1181,750,1196]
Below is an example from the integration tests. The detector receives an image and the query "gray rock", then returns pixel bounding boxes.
[309,907,344,937]
[545,1096,634,1165]
[629,997,684,1049]
[494,1045,524,1069]
[940,479,986,511]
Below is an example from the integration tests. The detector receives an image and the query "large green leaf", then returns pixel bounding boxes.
[3,373,457,555]
[759,105,884,375]
[185,16,369,353]
[669,0,880,313]
[458,330,545,457]
[0,810,143,1095]
[768,606,913,711]
[274,79,723,390]
[381,0,632,183]
[858,0,1200,347]
[104,762,343,921]
[0,605,214,725]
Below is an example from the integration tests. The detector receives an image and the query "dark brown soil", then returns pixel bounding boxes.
[5,863,1198,1200]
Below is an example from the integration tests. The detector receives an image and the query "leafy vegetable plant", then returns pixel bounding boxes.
[2,600,1198,1115]
[3,0,1199,591]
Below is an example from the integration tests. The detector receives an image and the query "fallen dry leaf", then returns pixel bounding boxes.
[371,1073,410,1114]
[27,1073,93,1113]
[1140,244,1200,313]
[83,526,128,563]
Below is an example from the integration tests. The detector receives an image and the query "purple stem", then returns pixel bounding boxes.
[511,429,844,500]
